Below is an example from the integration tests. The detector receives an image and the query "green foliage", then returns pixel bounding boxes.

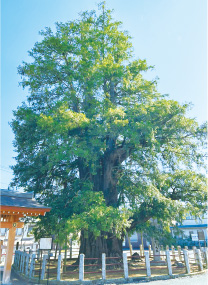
[11,2,207,244]
[67,190,131,239]
[138,221,176,247]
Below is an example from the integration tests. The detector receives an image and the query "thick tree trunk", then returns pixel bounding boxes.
[79,231,123,258]
[78,144,129,259]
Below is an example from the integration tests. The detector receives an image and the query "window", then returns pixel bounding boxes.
[189,231,194,238]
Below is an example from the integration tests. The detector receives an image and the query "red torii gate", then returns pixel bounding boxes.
[0,189,51,284]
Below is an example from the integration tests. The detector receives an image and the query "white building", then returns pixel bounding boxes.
[0,224,35,252]
[171,212,207,246]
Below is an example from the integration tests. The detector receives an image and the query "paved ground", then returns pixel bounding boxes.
[10,270,33,284]
[118,272,208,285]
[0,269,33,284]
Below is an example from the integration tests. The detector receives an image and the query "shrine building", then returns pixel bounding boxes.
[0,189,51,284]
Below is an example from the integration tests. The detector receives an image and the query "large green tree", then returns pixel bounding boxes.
[11,3,207,258]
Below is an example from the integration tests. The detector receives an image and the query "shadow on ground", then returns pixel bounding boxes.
[1,269,33,284]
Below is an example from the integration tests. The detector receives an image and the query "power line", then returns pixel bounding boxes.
[0,168,13,174]
[0,165,11,170]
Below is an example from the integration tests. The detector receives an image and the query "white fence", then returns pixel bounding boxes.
[13,246,208,282]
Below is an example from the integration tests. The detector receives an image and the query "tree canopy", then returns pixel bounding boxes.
[11,3,207,257]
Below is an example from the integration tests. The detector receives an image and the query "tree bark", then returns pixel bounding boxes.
[79,231,123,259]
[78,145,130,258]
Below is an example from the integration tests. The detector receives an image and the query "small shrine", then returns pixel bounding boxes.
[0,189,51,284]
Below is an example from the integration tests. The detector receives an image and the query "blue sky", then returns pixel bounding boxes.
[1,0,207,188]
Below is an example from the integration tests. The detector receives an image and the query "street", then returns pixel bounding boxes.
[119,272,208,285]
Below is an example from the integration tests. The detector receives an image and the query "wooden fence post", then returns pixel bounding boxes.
[127,234,133,256]
[25,253,30,276]
[144,251,151,277]
[41,254,47,280]
[19,251,22,271]
[196,249,203,271]
[21,252,26,273]
[16,251,19,270]
[18,252,21,272]
[21,252,25,273]
[177,246,182,261]
[14,251,17,267]
[13,251,17,267]
[192,246,197,263]
[70,239,73,259]
[203,248,208,266]
[79,254,85,281]
[161,245,165,261]
[13,251,17,265]
[57,254,62,281]
[140,244,144,257]
[123,252,128,279]
[171,246,176,261]
[24,252,28,273]
[166,250,172,276]
[37,249,40,260]
[183,249,190,274]
[19,251,23,272]
[17,251,20,267]
[148,245,151,256]
[18,251,21,270]
[16,250,20,271]
[29,254,36,278]
[102,253,106,280]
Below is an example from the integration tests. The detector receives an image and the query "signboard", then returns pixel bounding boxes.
[197,231,205,241]
[39,238,52,250]
[191,234,198,241]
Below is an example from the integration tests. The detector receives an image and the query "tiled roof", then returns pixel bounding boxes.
[0,189,50,210]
